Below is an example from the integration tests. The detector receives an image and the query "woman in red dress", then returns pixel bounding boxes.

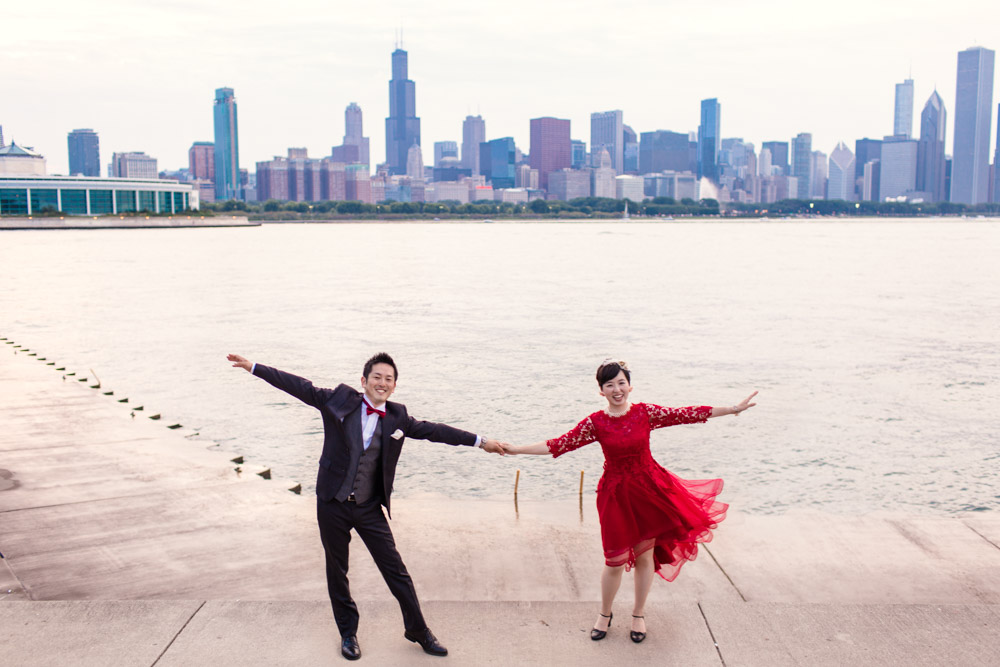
[505,360,757,643]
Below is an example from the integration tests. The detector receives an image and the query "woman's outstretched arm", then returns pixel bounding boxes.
[508,416,598,457]
[504,441,552,455]
[709,391,758,418]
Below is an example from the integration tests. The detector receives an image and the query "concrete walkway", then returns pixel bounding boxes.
[2,340,999,665]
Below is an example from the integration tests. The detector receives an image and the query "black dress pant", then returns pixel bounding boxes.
[316,496,427,637]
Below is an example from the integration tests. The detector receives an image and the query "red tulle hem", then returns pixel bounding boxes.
[599,475,727,582]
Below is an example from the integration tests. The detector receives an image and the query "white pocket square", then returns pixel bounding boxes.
[391,429,404,440]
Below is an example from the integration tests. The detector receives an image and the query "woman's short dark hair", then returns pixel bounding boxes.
[596,360,631,386]
[363,352,398,380]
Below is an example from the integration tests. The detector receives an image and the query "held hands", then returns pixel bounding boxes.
[227,353,253,372]
[481,438,511,456]
[731,391,758,416]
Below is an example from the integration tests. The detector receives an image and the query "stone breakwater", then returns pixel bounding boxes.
[1,340,999,665]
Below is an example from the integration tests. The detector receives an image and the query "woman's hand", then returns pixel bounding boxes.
[732,391,758,416]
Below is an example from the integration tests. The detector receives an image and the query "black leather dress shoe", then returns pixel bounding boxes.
[404,628,448,656]
[341,635,361,660]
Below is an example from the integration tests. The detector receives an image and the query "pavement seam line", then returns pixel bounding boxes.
[150,600,206,667]
[701,544,747,602]
[964,521,1000,551]
[0,557,32,600]
[697,601,727,667]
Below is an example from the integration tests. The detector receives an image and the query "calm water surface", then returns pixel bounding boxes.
[1,219,998,514]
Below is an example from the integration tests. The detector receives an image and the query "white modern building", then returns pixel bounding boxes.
[615,175,645,201]
[827,143,856,201]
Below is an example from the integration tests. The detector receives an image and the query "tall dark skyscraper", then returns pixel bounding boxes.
[761,141,789,175]
[67,129,100,177]
[951,46,995,204]
[697,98,721,182]
[385,47,420,175]
[213,87,240,201]
[917,91,947,202]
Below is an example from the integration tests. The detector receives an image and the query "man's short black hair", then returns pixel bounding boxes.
[363,352,398,380]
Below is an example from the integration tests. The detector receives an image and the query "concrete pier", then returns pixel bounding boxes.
[0,215,257,230]
[1,341,998,665]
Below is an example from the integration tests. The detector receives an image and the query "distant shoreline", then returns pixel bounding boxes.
[3,213,999,230]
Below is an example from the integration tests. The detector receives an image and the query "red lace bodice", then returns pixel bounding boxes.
[546,403,712,470]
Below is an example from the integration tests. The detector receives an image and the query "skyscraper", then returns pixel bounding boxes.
[343,103,370,167]
[67,129,100,177]
[879,135,919,199]
[461,115,486,175]
[623,125,638,173]
[434,141,458,167]
[894,78,915,139]
[917,91,947,202]
[639,130,691,174]
[994,104,1000,202]
[951,46,995,204]
[791,133,813,199]
[111,151,158,179]
[828,143,855,201]
[590,110,624,174]
[811,151,828,199]
[213,87,240,201]
[406,144,424,179]
[855,138,883,184]
[479,137,516,189]
[761,141,788,175]
[529,117,571,190]
[188,142,214,181]
[698,99,721,182]
[570,140,587,169]
[385,47,421,175]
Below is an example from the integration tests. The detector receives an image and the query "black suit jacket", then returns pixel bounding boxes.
[252,364,478,516]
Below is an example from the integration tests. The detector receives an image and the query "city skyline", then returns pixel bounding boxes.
[5,0,998,176]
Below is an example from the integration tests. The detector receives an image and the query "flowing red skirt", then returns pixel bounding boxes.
[596,460,727,582]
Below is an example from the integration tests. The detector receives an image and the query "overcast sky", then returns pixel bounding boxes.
[6,0,998,175]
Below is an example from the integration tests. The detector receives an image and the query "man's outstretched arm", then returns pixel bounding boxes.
[227,353,336,409]
[402,414,507,455]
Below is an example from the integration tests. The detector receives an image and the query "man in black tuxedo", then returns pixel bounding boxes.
[227,352,505,661]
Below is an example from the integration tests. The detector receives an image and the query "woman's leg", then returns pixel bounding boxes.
[631,549,655,633]
[596,563,625,630]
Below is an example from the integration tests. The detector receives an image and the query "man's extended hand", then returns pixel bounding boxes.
[481,438,508,456]
[227,353,253,372]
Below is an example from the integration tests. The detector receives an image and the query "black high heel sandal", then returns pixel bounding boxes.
[591,612,613,641]
[630,615,646,643]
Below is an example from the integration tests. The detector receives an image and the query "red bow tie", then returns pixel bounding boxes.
[364,399,385,418]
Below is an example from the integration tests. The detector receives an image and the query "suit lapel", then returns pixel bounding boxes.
[345,405,364,458]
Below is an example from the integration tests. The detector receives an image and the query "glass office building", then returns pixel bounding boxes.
[0,176,196,216]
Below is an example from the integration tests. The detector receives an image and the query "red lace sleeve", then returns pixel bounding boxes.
[646,403,712,429]
[546,416,597,458]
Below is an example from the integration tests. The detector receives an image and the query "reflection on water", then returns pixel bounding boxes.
[1,219,998,515]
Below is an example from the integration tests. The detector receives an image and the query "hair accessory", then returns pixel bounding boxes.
[601,358,630,371]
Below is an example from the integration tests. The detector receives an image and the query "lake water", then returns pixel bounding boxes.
[1,219,998,515]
